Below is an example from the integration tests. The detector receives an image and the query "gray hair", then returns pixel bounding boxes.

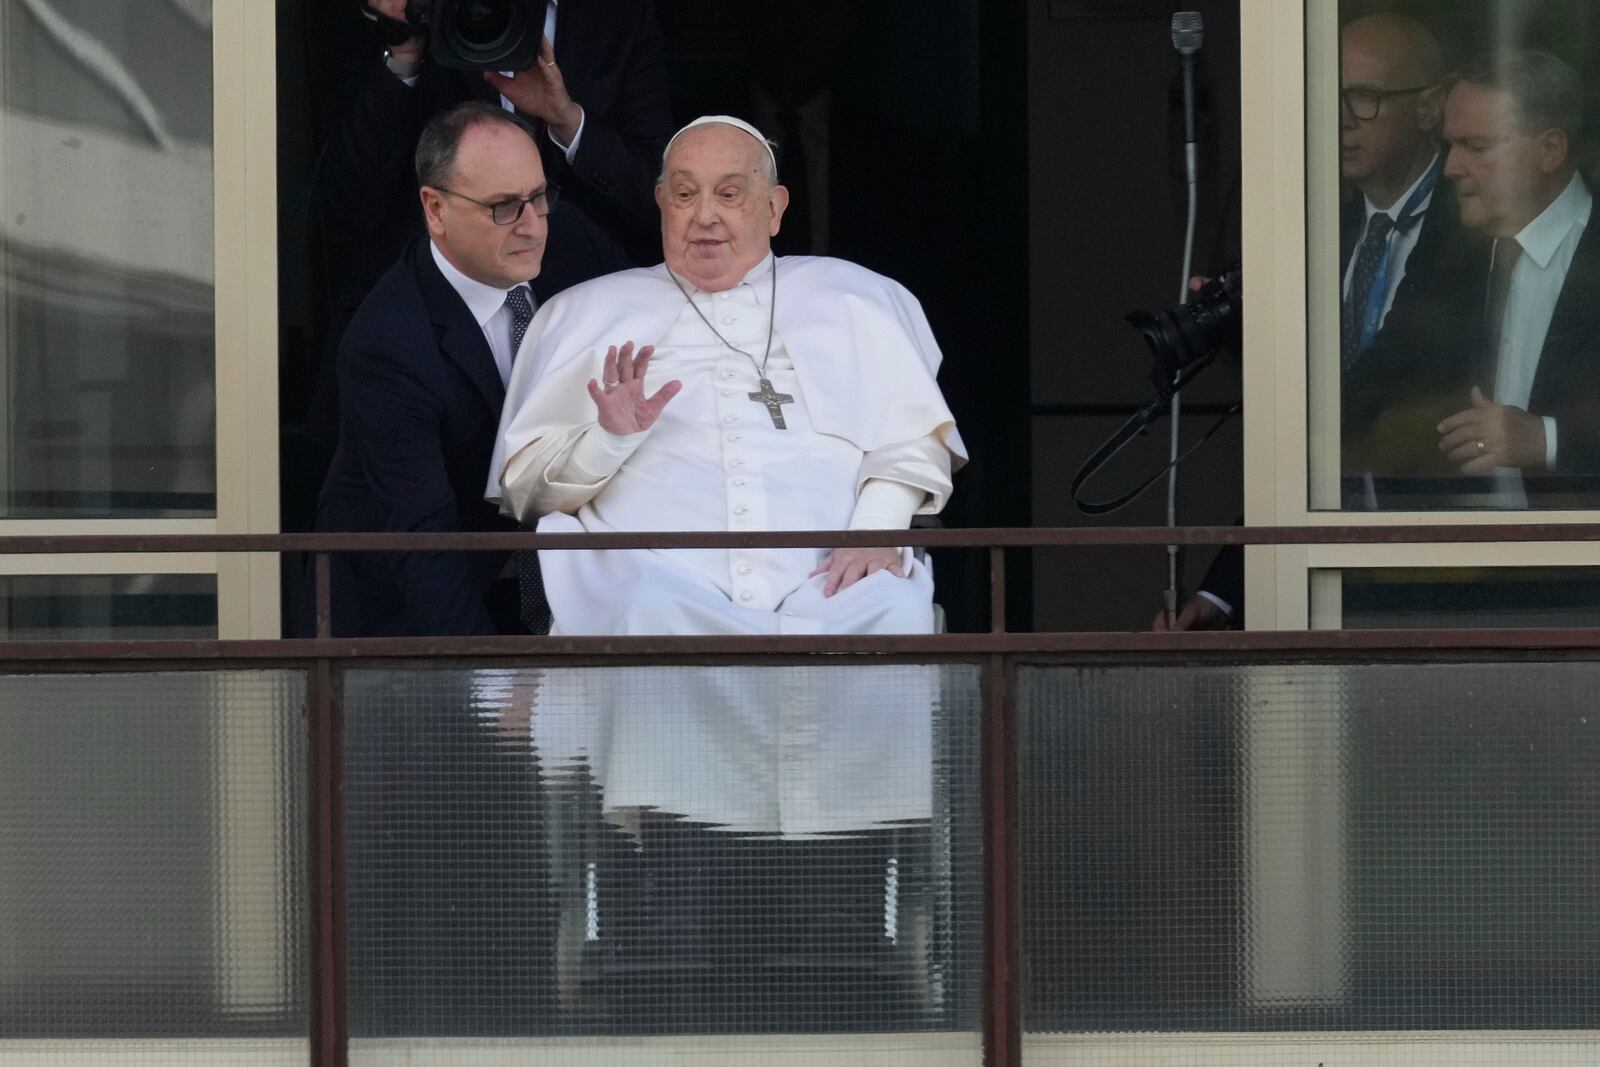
[1448,49,1585,146]
[415,101,537,189]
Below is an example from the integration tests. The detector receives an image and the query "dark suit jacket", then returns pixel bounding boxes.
[312,236,520,637]
[1343,181,1600,506]
[316,0,674,324]
[1200,182,1486,611]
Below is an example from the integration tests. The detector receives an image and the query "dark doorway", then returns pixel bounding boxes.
[276,0,1032,634]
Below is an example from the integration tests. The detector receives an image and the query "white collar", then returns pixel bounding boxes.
[430,241,525,328]
[676,251,777,301]
[1363,153,1439,221]
[1513,171,1593,269]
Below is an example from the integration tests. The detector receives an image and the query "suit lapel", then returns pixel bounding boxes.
[412,239,506,413]
[1340,193,1361,274]
[1530,208,1600,410]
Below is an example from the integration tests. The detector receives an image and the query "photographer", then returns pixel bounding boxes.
[313,0,674,383]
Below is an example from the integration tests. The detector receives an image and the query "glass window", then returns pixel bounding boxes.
[1314,565,1600,629]
[1317,1,1600,511]
[0,573,217,639]
[0,2,214,517]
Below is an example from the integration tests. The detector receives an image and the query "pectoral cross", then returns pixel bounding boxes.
[749,377,794,429]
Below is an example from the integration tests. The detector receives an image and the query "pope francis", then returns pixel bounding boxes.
[487,115,964,835]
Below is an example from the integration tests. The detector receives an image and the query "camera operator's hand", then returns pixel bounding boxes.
[368,0,424,63]
[1151,595,1229,632]
[483,37,584,147]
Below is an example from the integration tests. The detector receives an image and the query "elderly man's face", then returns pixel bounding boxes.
[1339,24,1439,193]
[1444,81,1567,238]
[656,124,789,292]
[420,121,549,289]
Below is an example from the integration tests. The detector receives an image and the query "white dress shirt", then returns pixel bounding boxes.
[1493,170,1592,473]
[1341,154,1439,331]
[429,241,530,386]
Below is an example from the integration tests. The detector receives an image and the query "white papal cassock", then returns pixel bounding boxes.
[488,253,966,833]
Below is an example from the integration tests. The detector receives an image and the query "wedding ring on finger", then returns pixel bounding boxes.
[602,378,621,388]
[1476,439,1487,453]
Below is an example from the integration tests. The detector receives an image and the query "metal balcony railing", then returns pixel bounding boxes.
[5,525,1600,1067]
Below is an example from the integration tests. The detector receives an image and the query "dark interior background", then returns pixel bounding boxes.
[275,0,1243,634]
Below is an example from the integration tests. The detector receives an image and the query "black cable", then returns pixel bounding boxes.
[1071,394,1240,516]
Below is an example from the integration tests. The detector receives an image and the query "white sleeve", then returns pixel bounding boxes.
[856,433,955,514]
[499,423,647,521]
[848,479,925,530]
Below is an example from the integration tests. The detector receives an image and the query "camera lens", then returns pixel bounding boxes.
[425,0,543,72]
[1125,266,1242,386]
[453,0,512,46]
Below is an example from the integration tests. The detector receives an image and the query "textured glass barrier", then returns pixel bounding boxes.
[0,670,308,1064]
[1020,662,1600,1064]
[343,663,983,1061]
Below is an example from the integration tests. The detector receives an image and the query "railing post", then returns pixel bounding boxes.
[990,547,1008,634]
[309,655,347,1067]
[982,652,1021,1066]
[314,552,332,639]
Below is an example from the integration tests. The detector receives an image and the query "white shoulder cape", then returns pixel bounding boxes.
[488,256,967,503]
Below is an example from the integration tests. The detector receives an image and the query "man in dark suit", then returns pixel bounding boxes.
[314,102,564,636]
[318,102,561,1037]
[1162,13,1480,629]
[319,0,673,324]
[293,0,671,500]
[1428,50,1600,508]
[1349,49,1600,510]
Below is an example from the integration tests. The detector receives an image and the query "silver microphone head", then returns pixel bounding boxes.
[1171,11,1204,56]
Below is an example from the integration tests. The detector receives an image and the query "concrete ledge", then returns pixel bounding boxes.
[1024,1031,1600,1066]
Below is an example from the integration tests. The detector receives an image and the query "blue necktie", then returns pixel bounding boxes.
[1341,212,1396,369]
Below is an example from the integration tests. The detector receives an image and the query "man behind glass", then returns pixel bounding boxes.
[1431,49,1600,507]
[1337,12,1494,510]
[1166,12,1478,629]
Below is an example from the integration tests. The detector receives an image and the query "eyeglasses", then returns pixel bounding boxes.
[436,184,560,225]
[1341,84,1433,121]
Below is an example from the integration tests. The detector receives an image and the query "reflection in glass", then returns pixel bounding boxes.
[0,572,217,639]
[343,665,983,1043]
[1327,1,1600,511]
[1020,662,1600,1035]
[1,1,215,517]
[1319,565,1600,628]
[0,670,307,1039]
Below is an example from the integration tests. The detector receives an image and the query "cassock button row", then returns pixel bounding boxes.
[721,371,735,380]
[733,506,749,515]
[723,414,738,423]
[731,478,746,487]
[727,434,742,443]
[729,458,744,468]
[721,389,735,397]
[721,315,736,325]
[739,591,754,602]
[737,564,752,575]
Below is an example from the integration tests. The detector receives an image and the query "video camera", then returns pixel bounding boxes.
[1124,264,1242,394]
[364,0,547,71]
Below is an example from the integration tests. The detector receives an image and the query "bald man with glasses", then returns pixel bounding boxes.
[1338,13,1493,504]
[1166,12,1485,628]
